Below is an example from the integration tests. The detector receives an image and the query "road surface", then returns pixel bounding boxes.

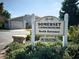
[0,29,30,50]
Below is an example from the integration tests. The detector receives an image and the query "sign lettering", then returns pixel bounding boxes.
[35,20,64,35]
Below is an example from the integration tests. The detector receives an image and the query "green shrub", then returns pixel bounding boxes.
[68,26,79,43]
[6,48,25,59]
[6,42,65,59]
[35,41,62,47]
[6,42,25,53]
[26,34,40,41]
[35,35,40,41]
[26,35,31,41]
[64,43,79,59]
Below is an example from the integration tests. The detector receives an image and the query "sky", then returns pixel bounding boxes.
[0,0,63,18]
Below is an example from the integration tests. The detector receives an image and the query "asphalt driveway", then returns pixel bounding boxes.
[0,29,30,50]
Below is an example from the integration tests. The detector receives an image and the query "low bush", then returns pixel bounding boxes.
[35,35,40,41]
[6,42,25,53]
[68,26,79,43]
[6,42,65,59]
[6,42,79,59]
[6,48,25,59]
[26,34,40,41]
[64,43,79,59]
[26,35,31,41]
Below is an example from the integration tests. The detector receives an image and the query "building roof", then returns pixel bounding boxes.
[10,15,24,21]
[10,14,59,21]
[10,15,41,21]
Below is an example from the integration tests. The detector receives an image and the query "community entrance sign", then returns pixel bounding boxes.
[31,13,68,47]
[36,20,64,35]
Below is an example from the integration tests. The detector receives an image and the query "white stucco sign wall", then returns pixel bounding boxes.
[35,20,64,35]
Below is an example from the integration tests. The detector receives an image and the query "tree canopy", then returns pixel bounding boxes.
[0,2,10,19]
[0,2,11,29]
[59,0,79,26]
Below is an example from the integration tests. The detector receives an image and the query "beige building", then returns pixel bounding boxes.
[9,15,32,29]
